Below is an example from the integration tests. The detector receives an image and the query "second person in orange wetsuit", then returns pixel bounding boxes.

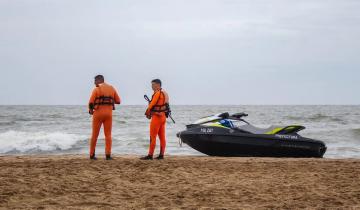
[141,79,170,160]
[88,75,121,160]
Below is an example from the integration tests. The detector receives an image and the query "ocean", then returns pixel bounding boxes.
[0,105,359,158]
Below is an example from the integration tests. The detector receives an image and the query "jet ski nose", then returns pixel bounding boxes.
[319,146,327,158]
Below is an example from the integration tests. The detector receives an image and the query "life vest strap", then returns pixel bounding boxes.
[151,103,170,112]
[94,96,115,110]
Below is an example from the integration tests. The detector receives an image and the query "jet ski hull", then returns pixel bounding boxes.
[177,127,327,158]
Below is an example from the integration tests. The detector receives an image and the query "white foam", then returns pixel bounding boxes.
[0,130,85,153]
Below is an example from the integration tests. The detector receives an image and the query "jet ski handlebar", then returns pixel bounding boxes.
[218,112,250,125]
[229,113,249,124]
[218,112,248,119]
[231,113,248,119]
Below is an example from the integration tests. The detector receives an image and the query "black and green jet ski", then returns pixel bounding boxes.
[176,112,327,158]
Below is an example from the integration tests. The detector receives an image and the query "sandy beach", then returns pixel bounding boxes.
[0,155,360,209]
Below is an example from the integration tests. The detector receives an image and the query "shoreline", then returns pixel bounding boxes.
[1,155,360,209]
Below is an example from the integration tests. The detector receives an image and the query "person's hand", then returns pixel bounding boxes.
[89,109,94,115]
[145,109,151,119]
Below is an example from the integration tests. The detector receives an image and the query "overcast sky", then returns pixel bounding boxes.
[0,0,359,105]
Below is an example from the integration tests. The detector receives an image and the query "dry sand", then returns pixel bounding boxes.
[0,155,360,209]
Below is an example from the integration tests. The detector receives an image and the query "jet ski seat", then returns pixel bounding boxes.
[237,124,305,135]
[237,125,279,134]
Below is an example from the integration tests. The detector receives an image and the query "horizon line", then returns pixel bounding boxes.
[0,104,359,106]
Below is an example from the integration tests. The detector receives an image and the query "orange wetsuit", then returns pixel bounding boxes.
[145,89,169,156]
[88,83,121,157]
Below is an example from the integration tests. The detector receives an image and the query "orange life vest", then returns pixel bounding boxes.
[89,83,117,110]
[149,90,171,118]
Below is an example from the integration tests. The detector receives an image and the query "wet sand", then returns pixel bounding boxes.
[0,155,360,209]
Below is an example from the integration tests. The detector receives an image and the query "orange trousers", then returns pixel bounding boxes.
[90,107,113,156]
[148,113,166,156]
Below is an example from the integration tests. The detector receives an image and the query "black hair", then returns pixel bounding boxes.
[152,79,162,87]
[95,75,104,81]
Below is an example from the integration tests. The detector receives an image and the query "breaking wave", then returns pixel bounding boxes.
[0,130,86,154]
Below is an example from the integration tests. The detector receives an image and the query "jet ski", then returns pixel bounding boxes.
[176,112,327,158]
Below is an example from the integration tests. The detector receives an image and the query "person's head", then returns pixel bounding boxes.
[94,75,104,86]
[151,79,162,91]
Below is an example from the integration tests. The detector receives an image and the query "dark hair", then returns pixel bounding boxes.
[152,79,162,87]
[94,75,104,81]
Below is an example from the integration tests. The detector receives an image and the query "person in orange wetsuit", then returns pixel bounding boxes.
[88,75,121,160]
[141,79,170,160]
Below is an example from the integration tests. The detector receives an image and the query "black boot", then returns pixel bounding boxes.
[106,154,113,160]
[155,155,164,160]
[90,154,97,160]
[140,155,153,160]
